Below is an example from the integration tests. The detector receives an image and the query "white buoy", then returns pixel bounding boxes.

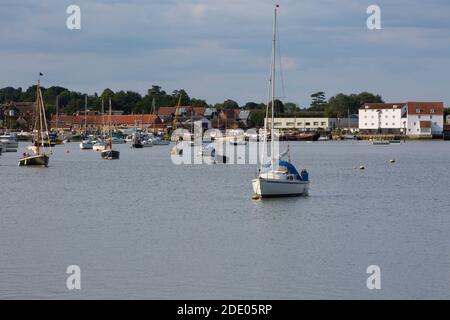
[359,165,365,170]
[390,159,396,163]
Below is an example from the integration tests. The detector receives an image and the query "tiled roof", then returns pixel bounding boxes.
[361,103,406,110]
[406,102,444,115]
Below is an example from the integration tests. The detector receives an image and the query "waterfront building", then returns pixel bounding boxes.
[359,102,444,137]
[264,117,358,132]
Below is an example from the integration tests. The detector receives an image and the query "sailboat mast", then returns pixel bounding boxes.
[109,97,112,148]
[270,5,278,168]
[84,95,88,134]
[101,98,105,137]
[35,80,42,154]
[56,95,59,133]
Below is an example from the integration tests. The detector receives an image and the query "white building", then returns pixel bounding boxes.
[265,117,356,132]
[359,102,444,137]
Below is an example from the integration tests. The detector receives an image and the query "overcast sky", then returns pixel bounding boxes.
[1,0,449,106]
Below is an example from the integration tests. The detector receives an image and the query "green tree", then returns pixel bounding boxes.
[222,99,239,109]
[310,91,327,110]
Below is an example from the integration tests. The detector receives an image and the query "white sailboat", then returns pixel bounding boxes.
[252,5,310,198]
[93,98,106,152]
[79,95,93,150]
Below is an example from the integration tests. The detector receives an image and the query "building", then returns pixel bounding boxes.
[359,102,444,137]
[359,103,407,134]
[204,108,218,120]
[0,101,36,129]
[238,110,253,128]
[264,116,358,132]
[446,114,450,124]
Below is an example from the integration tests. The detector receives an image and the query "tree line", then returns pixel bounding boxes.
[1,84,398,120]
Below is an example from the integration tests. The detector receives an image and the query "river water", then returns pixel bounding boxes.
[0,140,449,299]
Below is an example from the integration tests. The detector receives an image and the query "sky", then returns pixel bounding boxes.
[1,0,450,107]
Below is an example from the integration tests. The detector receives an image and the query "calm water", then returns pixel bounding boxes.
[0,140,449,299]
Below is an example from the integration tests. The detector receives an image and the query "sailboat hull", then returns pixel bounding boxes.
[101,149,120,160]
[252,178,309,197]
[18,154,49,167]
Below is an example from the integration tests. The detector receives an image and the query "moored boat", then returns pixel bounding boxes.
[18,75,51,167]
[252,5,310,198]
[101,98,120,160]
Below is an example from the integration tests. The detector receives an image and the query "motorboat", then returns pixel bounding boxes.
[0,133,19,152]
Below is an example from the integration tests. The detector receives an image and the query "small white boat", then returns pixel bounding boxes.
[229,140,247,146]
[0,133,19,152]
[112,138,126,144]
[152,137,170,146]
[372,140,390,145]
[80,139,93,149]
[142,139,153,147]
[93,141,106,152]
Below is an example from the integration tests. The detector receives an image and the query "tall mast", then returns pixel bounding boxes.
[101,98,105,137]
[109,97,112,148]
[56,95,59,133]
[84,95,88,134]
[270,5,278,169]
[35,80,41,154]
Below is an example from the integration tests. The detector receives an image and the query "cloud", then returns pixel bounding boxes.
[1,0,450,106]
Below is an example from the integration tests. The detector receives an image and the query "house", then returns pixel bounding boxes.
[359,102,444,137]
[204,108,218,120]
[446,114,450,124]
[157,106,205,124]
[0,102,35,129]
[238,110,252,128]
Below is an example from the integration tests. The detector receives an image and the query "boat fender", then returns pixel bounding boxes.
[300,170,309,182]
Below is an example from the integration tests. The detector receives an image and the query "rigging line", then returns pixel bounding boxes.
[276,12,286,102]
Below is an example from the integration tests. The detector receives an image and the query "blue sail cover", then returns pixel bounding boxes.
[262,160,300,175]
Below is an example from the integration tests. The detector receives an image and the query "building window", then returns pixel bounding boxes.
[365,123,368,126]
[418,115,421,119]
[414,122,416,126]
[371,123,374,126]
[386,123,388,126]
[305,122,310,126]
[321,122,326,126]
[417,129,419,132]
[313,122,319,126]
[430,115,433,119]
[393,115,395,118]
[434,122,437,125]
[408,129,411,132]
[416,109,421,113]
[431,109,435,113]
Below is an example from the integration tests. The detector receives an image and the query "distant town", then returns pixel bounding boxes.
[1,85,449,140]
